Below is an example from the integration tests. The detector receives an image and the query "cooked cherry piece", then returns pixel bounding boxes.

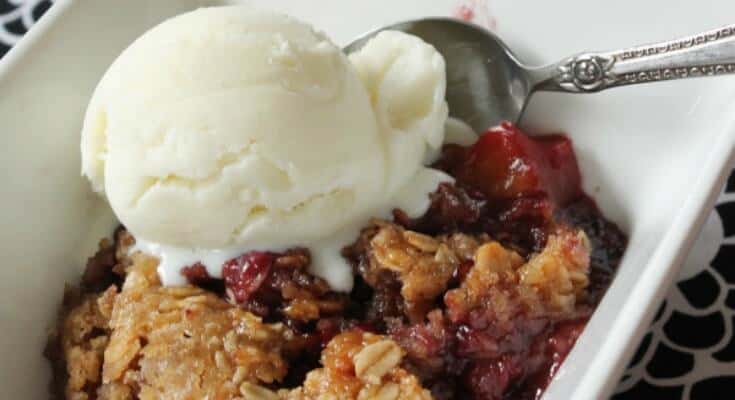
[222,251,275,303]
[452,121,582,206]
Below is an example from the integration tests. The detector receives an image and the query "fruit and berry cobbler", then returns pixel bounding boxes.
[47,123,626,400]
[50,6,627,400]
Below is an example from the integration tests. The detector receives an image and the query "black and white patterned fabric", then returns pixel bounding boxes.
[3,2,734,398]
[614,173,735,399]
[0,0,51,57]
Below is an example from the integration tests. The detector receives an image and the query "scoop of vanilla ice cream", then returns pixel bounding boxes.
[81,7,452,291]
[81,7,385,250]
[349,31,449,194]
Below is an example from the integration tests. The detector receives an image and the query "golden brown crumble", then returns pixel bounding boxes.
[180,331,434,400]
[363,220,486,322]
[518,229,591,311]
[444,228,591,324]
[102,253,291,398]
[54,286,116,400]
[283,331,432,400]
[53,248,293,399]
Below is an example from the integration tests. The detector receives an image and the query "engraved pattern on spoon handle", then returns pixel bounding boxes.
[531,24,735,93]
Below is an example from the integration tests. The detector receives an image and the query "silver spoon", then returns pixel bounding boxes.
[345,19,735,132]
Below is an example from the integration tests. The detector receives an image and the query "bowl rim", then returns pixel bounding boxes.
[559,122,735,399]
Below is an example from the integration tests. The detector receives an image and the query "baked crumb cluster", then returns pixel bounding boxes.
[444,228,590,324]
[48,125,627,400]
[54,287,116,399]
[286,331,431,400]
[50,236,293,400]
[358,220,486,323]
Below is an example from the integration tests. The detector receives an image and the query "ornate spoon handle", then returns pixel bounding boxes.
[530,24,735,93]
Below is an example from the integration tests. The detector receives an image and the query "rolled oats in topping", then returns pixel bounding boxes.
[51,245,294,400]
[445,228,591,324]
[353,339,404,384]
[239,382,280,400]
[356,220,486,323]
[284,331,432,400]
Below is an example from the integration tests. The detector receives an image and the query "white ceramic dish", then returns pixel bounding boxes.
[1,0,733,398]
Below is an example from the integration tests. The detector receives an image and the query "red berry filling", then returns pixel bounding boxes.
[451,121,582,206]
[222,251,275,303]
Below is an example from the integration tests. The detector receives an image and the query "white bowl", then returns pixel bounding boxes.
[1,0,733,398]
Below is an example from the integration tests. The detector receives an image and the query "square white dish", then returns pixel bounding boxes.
[1,0,733,398]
